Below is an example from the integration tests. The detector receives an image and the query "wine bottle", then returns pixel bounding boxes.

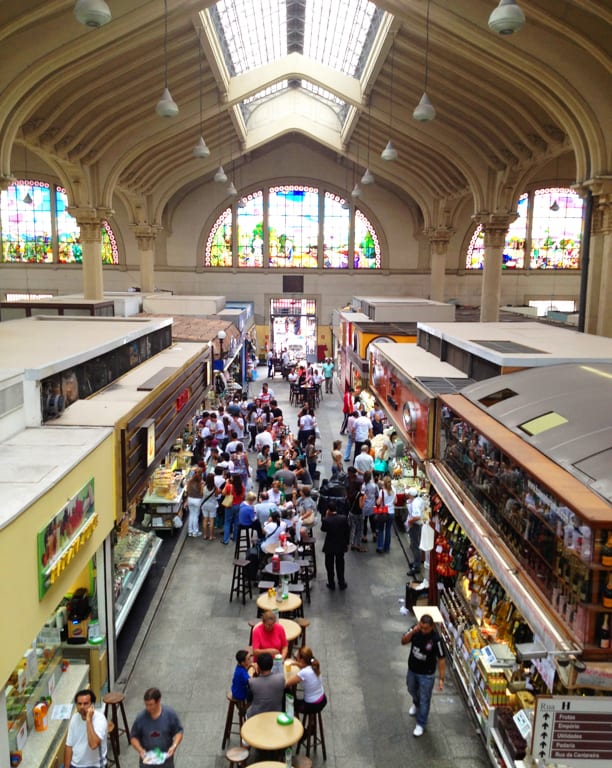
[598,614,610,649]
[601,532,612,567]
[602,574,612,609]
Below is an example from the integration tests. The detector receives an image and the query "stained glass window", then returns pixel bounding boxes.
[530,188,582,269]
[323,192,349,268]
[269,186,319,268]
[0,180,53,262]
[206,207,233,267]
[237,191,264,267]
[55,187,118,265]
[354,209,380,268]
[466,188,582,270]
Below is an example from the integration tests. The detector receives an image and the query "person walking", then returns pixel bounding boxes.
[130,687,184,766]
[321,358,334,393]
[375,475,397,554]
[64,688,108,768]
[321,500,349,590]
[401,614,445,737]
[340,387,354,434]
[360,470,379,543]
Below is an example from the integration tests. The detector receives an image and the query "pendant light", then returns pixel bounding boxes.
[351,184,361,199]
[227,181,237,196]
[22,145,33,205]
[214,165,227,183]
[74,0,112,28]
[155,0,179,117]
[361,103,375,185]
[381,45,398,161]
[413,0,436,122]
[549,156,561,211]
[488,0,525,36]
[193,37,210,158]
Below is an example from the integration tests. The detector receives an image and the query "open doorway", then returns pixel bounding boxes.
[270,298,317,363]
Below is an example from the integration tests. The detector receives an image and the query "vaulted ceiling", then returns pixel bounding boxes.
[0,0,609,227]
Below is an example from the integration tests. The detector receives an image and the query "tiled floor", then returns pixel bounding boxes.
[116,372,489,767]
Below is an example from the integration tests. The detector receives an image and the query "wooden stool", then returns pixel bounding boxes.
[299,536,317,578]
[298,710,326,760]
[288,584,306,617]
[293,756,313,768]
[105,721,121,767]
[222,692,247,749]
[230,559,253,604]
[225,746,249,767]
[257,580,275,593]
[247,618,258,645]
[234,525,252,558]
[103,691,130,753]
[293,559,312,604]
[295,618,310,649]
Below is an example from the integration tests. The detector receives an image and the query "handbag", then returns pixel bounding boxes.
[222,493,234,508]
[373,458,388,474]
[373,505,388,515]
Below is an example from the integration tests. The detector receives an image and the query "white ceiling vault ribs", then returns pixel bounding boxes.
[0,0,609,230]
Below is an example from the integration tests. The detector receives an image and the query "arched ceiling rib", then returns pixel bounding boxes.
[0,0,608,226]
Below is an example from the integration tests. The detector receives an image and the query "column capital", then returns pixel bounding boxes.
[472,212,516,250]
[572,176,612,200]
[67,206,114,242]
[0,175,16,192]
[131,224,162,251]
[426,227,455,256]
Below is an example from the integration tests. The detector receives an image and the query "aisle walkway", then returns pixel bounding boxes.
[118,372,489,768]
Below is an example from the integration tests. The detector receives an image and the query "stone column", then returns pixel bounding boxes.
[579,180,612,338]
[427,229,454,302]
[0,175,15,192]
[68,207,104,300]
[473,213,516,322]
[132,225,160,294]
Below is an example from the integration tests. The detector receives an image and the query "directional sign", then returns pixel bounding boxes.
[533,697,612,767]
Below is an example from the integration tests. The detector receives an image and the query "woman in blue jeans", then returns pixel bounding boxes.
[222,474,245,545]
[375,476,396,553]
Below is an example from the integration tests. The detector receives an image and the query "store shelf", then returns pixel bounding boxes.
[489,726,523,768]
[115,536,162,634]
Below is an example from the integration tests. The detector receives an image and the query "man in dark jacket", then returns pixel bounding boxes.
[321,501,350,590]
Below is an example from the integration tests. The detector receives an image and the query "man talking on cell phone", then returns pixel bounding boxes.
[64,688,108,768]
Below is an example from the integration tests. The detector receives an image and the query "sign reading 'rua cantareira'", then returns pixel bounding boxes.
[37,478,97,599]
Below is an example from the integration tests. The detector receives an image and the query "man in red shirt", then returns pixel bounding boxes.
[252,611,288,659]
[340,387,354,435]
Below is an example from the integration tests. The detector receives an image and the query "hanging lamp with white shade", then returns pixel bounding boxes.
[155,0,179,117]
[361,103,375,184]
[214,166,227,184]
[381,44,398,161]
[22,144,33,205]
[413,0,436,122]
[193,37,210,157]
[74,0,112,28]
[488,0,525,36]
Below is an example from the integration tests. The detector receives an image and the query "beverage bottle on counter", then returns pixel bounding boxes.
[285,748,292,768]
[273,653,283,674]
[598,614,610,649]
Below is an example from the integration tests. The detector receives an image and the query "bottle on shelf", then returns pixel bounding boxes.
[601,532,612,567]
[598,614,610,649]
[602,574,612,609]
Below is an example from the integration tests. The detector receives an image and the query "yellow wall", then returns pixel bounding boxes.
[0,435,114,684]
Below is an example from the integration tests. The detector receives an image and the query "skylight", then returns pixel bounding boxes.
[209,0,383,121]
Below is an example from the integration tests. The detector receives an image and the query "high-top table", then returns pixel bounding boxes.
[252,617,302,646]
[256,591,302,615]
[241,711,304,751]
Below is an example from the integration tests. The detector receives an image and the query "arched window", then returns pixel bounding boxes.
[203,184,382,269]
[205,207,232,267]
[0,179,119,264]
[466,188,582,270]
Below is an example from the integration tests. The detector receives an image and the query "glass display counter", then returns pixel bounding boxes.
[114,526,162,634]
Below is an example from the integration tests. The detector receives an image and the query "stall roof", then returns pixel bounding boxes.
[459,364,612,506]
[371,342,473,394]
[0,315,172,380]
[0,425,112,530]
[416,322,612,367]
[353,322,418,336]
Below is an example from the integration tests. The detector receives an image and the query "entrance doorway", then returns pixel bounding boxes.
[270,298,317,363]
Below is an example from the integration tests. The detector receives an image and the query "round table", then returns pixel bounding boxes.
[257,592,302,615]
[263,560,300,577]
[248,763,286,768]
[262,541,297,556]
[241,711,304,751]
[253,617,302,645]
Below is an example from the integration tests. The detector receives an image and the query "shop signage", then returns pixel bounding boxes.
[532,697,612,766]
[175,387,191,412]
[37,478,97,599]
[142,418,156,467]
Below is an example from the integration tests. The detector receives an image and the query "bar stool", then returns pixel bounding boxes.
[288,584,306,617]
[295,618,310,649]
[293,756,313,768]
[229,559,253,604]
[105,721,121,767]
[222,691,247,749]
[299,535,317,578]
[234,525,252,558]
[293,559,312,603]
[298,709,326,760]
[103,691,130,753]
[225,746,249,768]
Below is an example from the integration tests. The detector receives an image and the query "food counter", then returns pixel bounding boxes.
[113,527,162,634]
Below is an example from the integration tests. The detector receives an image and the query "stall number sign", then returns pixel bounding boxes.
[533,697,612,767]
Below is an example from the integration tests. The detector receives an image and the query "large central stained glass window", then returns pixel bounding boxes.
[204,184,381,269]
[269,186,319,268]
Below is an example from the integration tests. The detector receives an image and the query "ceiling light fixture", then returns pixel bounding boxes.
[155,0,179,117]
[227,181,237,196]
[74,0,112,28]
[361,168,375,185]
[214,166,227,184]
[488,0,525,36]
[361,103,375,184]
[352,183,362,198]
[550,155,561,211]
[413,0,436,122]
[381,44,398,161]
[193,37,210,157]
[22,144,33,205]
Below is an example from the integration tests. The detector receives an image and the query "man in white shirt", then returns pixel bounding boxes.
[64,688,108,768]
[353,411,373,460]
[255,425,274,452]
[406,488,427,567]
[354,444,374,474]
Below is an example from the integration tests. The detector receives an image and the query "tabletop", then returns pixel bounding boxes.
[262,541,298,556]
[257,592,302,615]
[241,711,304,751]
[252,617,302,643]
[263,560,300,577]
[248,763,286,768]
